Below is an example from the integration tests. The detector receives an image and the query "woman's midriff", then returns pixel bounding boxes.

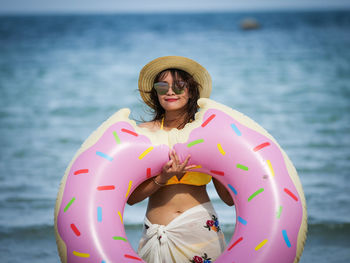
[146,184,210,226]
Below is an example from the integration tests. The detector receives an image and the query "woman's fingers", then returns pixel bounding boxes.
[163,159,173,171]
[169,150,177,164]
[170,149,180,167]
[168,150,194,172]
[180,155,191,170]
[173,150,180,164]
[179,155,191,172]
[184,164,198,171]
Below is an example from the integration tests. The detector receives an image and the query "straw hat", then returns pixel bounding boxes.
[138,56,212,108]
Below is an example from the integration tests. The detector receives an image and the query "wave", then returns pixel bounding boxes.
[0,224,54,240]
[307,222,350,241]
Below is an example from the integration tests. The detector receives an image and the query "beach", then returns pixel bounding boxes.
[0,10,349,262]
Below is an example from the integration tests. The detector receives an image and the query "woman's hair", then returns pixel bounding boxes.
[147,68,201,128]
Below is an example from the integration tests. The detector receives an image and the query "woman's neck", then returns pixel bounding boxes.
[163,110,188,129]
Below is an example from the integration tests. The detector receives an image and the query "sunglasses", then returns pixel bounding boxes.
[153,81,187,95]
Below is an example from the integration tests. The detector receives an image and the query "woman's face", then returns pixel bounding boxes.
[156,71,190,113]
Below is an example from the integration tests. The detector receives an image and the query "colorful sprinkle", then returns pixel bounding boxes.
[113,236,127,242]
[118,211,123,224]
[201,114,216,127]
[146,168,151,178]
[70,223,81,236]
[236,164,248,171]
[231,123,242,136]
[266,160,275,177]
[284,188,298,201]
[276,206,283,219]
[73,169,89,175]
[217,143,226,156]
[73,251,90,258]
[210,170,225,176]
[228,184,237,195]
[64,197,76,212]
[282,230,292,247]
[255,239,268,251]
[253,142,271,152]
[121,128,138,137]
[96,151,113,161]
[97,206,102,222]
[139,146,154,160]
[237,216,247,225]
[248,188,264,202]
[97,185,115,191]
[124,254,142,261]
[228,237,243,251]
[125,181,132,198]
[187,139,204,147]
[113,131,121,144]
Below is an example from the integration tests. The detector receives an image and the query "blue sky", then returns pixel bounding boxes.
[0,0,350,14]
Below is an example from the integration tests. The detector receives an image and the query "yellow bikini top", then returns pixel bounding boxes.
[160,117,212,186]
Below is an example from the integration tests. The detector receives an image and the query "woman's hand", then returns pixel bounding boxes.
[156,149,196,184]
[128,150,197,205]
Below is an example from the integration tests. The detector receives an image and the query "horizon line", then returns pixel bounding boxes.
[0,6,350,16]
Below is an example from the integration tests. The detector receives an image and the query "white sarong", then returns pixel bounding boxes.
[137,202,226,263]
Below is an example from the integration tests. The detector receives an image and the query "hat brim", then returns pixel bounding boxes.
[138,56,212,109]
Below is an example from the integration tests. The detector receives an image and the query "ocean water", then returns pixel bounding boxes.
[0,10,350,262]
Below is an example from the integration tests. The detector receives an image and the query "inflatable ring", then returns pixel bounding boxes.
[54,98,307,263]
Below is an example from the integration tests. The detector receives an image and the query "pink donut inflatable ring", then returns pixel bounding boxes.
[54,98,307,263]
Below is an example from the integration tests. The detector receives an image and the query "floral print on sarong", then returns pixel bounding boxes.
[190,253,212,263]
[204,214,221,232]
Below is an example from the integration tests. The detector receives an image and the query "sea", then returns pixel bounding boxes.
[0,9,349,263]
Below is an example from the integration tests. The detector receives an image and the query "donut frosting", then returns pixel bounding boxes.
[55,98,307,263]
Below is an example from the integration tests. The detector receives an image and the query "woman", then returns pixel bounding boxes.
[127,56,234,263]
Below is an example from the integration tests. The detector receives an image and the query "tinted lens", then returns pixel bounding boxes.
[173,81,186,94]
[153,81,186,95]
[154,82,169,95]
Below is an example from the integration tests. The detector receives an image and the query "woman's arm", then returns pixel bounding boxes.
[127,176,164,205]
[212,177,234,206]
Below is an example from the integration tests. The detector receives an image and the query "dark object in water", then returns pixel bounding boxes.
[240,18,261,30]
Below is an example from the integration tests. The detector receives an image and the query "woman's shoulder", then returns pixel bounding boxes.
[138,120,160,132]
